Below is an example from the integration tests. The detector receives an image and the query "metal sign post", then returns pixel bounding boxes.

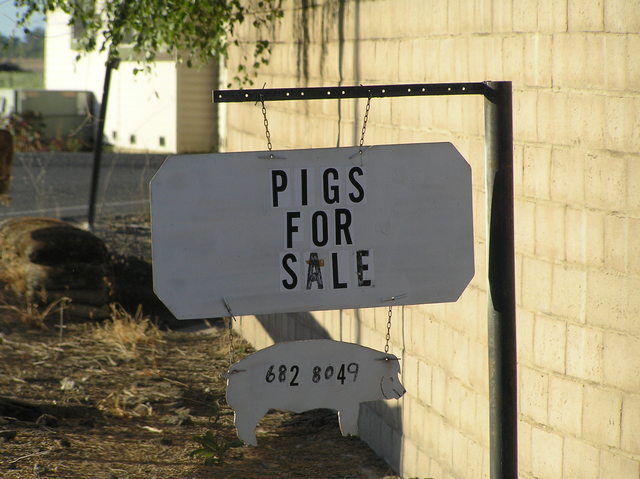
[213,81,516,479]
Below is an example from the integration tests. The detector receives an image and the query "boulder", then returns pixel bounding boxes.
[0,217,112,320]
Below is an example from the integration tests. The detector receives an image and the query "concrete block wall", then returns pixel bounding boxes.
[222,1,640,477]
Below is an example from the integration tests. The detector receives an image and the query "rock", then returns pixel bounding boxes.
[0,217,112,320]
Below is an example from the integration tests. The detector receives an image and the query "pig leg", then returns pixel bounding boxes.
[337,406,359,437]
[234,407,267,446]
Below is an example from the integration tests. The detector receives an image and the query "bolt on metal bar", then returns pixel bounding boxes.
[213,82,488,103]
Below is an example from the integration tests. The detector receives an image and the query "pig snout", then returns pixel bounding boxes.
[380,375,405,399]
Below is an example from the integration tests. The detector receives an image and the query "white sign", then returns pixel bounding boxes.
[225,339,405,445]
[151,142,474,319]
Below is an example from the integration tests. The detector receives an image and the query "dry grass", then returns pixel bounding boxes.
[92,304,164,416]
[0,230,24,294]
[0,316,400,479]
[96,387,156,418]
[0,295,70,328]
[92,303,164,359]
[0,225,70,329]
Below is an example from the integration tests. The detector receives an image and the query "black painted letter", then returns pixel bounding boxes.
[332,252,347,289]
[272,170,287,207]
[300,169,308,206]
[286,211,301,248]
[348,167,365,203]
[335,209,353,245]
[323,168,339,204]
[311,211,329,247]
[281,253,298,289]
[356,249,372,287]
[306,253,324,289]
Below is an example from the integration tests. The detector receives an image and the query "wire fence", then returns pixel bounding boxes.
[0,151,166,223]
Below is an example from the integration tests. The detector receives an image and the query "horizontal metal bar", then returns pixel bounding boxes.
[213,82,489,103]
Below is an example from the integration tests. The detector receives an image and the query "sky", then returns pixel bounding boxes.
[0,0,45,39]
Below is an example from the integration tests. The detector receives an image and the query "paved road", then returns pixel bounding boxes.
[0,152,167,222]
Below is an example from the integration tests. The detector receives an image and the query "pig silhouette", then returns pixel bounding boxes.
[225,339,405,446]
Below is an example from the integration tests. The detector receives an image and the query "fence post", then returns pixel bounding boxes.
[87,57,118,229]
[0,129,13,204]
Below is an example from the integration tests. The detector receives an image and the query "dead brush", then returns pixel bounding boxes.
[92,303,163,359]
[0,232,27,297]
[0,295,70,329]
[97,388,154,418]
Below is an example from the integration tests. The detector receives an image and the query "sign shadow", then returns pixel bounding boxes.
[252,311,404,473]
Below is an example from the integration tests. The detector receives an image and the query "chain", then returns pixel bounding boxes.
[384,306,392,354]
[260,94,273,152]
[222,298,236,368]
[359,92,372,149]
[357,90,388,355]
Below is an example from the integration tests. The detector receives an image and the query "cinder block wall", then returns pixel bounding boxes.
[222,1,640,477]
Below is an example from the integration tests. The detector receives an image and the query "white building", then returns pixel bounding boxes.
[44,10,219,153]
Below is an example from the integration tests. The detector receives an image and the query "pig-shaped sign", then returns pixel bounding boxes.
[225,339,405,446]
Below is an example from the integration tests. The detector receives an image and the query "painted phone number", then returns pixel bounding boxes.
[264,362,360,387]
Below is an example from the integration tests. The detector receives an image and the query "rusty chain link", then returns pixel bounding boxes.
[359,91,372,149]
[222,298,237,369]
[260,94,273,152]
[384,306,392,354]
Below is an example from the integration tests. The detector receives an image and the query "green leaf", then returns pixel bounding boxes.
[14,0,283,85]
[189,448,215,458]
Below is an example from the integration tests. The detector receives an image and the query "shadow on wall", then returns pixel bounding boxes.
[255,312,331,341]
[293,0,363,147]
[254,312,404,474]
[258,0,404,474]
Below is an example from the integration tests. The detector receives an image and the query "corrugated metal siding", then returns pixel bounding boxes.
[176,63,218,153]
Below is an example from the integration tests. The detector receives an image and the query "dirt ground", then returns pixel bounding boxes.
[0,215,400,479]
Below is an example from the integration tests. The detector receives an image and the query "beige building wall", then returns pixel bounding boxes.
[222,1,640,478]
[176,63,219,153]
